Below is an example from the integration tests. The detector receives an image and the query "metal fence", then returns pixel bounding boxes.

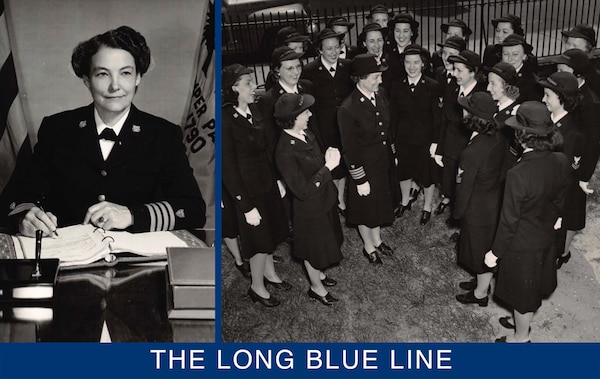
[222,0,600,84]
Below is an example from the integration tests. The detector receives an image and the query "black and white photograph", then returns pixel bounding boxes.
[0,0,215,342]
[221,0,600,343]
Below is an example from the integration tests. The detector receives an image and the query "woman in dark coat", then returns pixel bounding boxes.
[390,44,441,225]
[485,101,570,342]
[499,34,543,103]
[486,62,521,178]
[338,54,395,265]
[452,92,504,306]
[275,93,344,306]
[538,72,586,269]
[222,64,290,308]
[222,186,250,278]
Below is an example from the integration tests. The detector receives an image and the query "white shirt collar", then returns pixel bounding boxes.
[95,107,130,136]
[321,57,337,73]
[357,85,375,102]
[284,128,306,142]
[408,74,422,86]
[459,80,477,96]
[234,105,251,119]
[578,78,586,88]
[497,98,515,111]
[279,80,299,94]
[515,63,524,73]
[551,109,568,124]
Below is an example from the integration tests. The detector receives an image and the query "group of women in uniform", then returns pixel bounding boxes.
[222,4,600,343]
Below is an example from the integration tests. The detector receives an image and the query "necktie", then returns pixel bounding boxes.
[246,113,252,123]
[98,128,118,141]
[339,50,345,56]
[370,96,376,107]
[447,73,452,84]
[409,83,416,91]
[329,66,336,77]
[459,91,464,98]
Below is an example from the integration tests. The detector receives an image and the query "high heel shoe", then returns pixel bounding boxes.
[248,288,280,307]
[434,201,451,215]
[307,288,338,306]
[321,276,337,287]
[556,251,571,269]
[264,278,293,291]
[394,203,411,218]
[420,211,431,225]
[375,241,394,256]
[363,249,383,264]
[235,261,251,279]
[455,290,488,307]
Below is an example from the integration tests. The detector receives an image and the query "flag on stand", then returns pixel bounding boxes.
[0,0,32,228]
[182,0,215,231]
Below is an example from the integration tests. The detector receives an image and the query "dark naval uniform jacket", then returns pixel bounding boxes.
[576,82,600,182]
[301,58,353,150]
[11,104,205,232]
[275,130,337,218]
[493,101,521,179]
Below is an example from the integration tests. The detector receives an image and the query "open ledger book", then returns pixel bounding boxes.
[11,224,205,269]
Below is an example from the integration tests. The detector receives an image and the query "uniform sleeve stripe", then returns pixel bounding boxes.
[156,201,175,231]
[348,166,366,180]
[145,203,158,232]
[164,202,176,230]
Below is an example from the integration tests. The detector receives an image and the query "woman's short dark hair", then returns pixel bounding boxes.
[71,26,151,78]
[515,127,563,151]
[222,76,241,107]
[556,90,583,113]
[275,116,296,130]
[464,114,497,135]
[504,83,520,100]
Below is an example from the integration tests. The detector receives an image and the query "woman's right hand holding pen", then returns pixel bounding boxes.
[18,206,58,238]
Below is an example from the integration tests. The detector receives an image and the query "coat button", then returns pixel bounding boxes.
[376,112,380,116]
[378,122,383,126]
[98,194,106,202]
[383,141,387,145]
[381,132,384,135]
[100,170,107,177]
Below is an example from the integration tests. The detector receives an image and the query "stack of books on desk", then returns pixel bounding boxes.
[166,247,215,320]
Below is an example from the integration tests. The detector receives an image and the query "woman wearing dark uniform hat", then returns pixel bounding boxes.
[499,34,542,103]
[275,93,344,306]
[485,101,570,343]
[385,13,422,85]
[359,23,393,94]
[431,19,472,72]
[560,24,600,98]
[366,4,392,29]
[433,36,466,98]
[435,50,485,217]
[302,28,354,216]
[264,27,310,91]
[390,44,441,225]
[338,53,395,265]
[328,16,359,60]
[453,92,504,307]
[486,61,521,178]
[222,64,290,307]
[538,72,586,270]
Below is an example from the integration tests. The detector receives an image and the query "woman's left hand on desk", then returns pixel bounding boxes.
[84,201,133,230]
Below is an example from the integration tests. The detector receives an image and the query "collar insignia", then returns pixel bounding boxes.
[132,125,141,133]
[79,120,87,128]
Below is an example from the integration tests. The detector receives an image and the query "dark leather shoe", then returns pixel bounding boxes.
[321,276,337,287]
[235,261,251,279]
[499,316,515,329]
[434,201,450,215]
[556,251,571,269]
[394,203,411,218]
[264,278,293,291]
[456,290,488,307]
[363,249,383,264]
[459,278,477,291]
[308,288,338,306]
[420,211,431,225]
[495,335,531,343]
[248,288,280,307]
[272,254,284,263]
[375,242,394,256]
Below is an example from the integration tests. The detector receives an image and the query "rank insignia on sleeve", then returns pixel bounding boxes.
[176,209,185,218]
[132,125,141,133]
[79,120,87,128]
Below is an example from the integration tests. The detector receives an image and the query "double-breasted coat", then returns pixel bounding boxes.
[301,58,354,178]
[390,75,442,185]
[492,150,570,313]
[275,130,343,269]
[453,132,505,273]
[12,104,205,232]
[338,88,395,227]
[222,104,288,257]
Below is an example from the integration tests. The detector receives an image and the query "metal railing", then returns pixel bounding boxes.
[222,0,600,83]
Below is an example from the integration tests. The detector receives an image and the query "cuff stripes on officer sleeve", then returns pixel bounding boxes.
[348,166,366,180]
[144,201,176,231]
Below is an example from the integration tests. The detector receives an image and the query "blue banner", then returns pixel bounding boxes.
[0,343,599,378]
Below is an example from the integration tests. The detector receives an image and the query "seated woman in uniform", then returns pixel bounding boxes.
[10,26,205,237]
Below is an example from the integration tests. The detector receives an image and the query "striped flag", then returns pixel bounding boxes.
[182,0,215,231]
[0,0,32,227]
